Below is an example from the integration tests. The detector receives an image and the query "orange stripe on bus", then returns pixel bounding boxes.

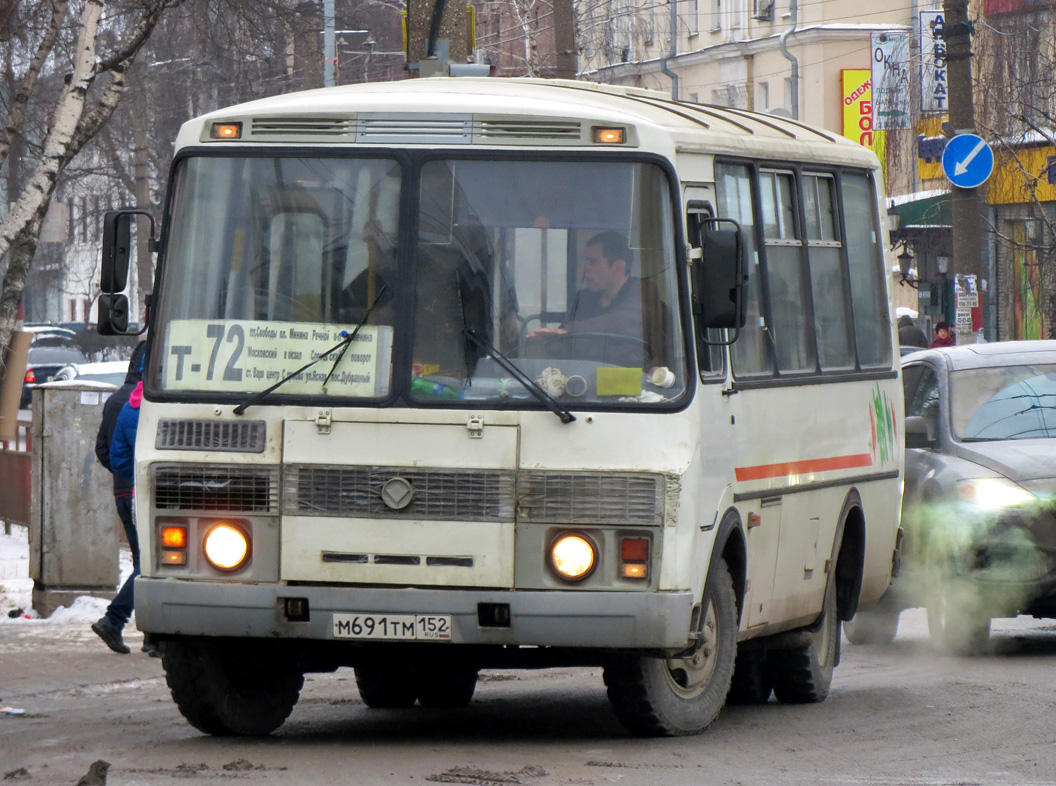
[734,453,874,482]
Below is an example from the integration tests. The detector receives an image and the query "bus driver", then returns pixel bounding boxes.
[526,231,665,367]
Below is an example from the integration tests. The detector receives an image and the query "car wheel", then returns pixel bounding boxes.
[926,567,990,655]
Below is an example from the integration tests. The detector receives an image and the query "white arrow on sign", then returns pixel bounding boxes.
[954,138,989,176]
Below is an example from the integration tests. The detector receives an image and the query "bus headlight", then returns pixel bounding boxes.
[203,522,251,571]
[549,533,596,581]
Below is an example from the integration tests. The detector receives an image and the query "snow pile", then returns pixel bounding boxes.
[0,524,133,623]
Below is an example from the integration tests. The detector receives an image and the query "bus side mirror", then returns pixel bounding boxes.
[97,294,129,335]
[693,219,748,330]
[99,209,155,335]
[101,211,133,292]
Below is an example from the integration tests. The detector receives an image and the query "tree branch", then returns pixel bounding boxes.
[0,0,70,171]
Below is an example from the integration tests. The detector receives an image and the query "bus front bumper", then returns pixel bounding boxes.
[134,577,696,649]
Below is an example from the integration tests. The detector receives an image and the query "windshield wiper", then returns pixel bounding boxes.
[233,286,388,416]
[462,328,575,424]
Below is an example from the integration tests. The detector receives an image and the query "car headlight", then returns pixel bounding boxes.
[549,533,596,581]
[203,522,251,571]
[956,478,1035,509]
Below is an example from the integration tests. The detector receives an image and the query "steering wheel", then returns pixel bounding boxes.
[527,330,648,365]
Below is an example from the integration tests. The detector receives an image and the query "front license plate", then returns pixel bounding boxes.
[332,613,452,641]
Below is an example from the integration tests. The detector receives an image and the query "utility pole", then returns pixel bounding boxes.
[943,0,987,341]
[406,0,471,77]
[553,0,576,79]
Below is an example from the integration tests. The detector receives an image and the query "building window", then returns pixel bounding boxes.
[686,0,699,34]
[758,82,770,111]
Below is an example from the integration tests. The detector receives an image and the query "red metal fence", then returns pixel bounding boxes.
[0,416,32,534]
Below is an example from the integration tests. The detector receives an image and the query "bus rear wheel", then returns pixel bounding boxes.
[768,576,839,704]
[415,665,479,708]
[162,639,303,736]
[603,561,737,736]
[354,665,418,708]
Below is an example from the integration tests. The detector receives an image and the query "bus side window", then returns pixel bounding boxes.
[760,170,816,374]
[841,173,893,367]
[804,174,855,371]
[715,163,770,376]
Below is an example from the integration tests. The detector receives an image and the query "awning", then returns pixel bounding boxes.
[888,189,951,229]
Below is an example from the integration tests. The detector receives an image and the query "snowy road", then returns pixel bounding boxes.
[3,523,1056,785]
[2,608,1056,785]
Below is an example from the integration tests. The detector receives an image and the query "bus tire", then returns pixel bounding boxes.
[415,665,479,708]
[768,576,839,704]
[844,607,900,646]
[162,639,303,736]
[726,644,772,704]
[355,665,418,708]
[603,561,737,737]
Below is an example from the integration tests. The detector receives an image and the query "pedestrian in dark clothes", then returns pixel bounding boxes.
[929,321,956,348]
[91,342,156,656]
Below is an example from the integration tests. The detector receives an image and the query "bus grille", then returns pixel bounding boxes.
[476,118,582,141]
[284,465,515,522]
[153,464,279,513]
[155,419,266,453]
[518,472,663,525]
[250,117,356,137]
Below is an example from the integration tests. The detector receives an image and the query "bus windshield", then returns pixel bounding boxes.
[155,155,686,408]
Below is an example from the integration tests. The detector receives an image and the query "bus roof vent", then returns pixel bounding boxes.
[475,117,584,144]
[356,114,472,145]
[250,117,356,138]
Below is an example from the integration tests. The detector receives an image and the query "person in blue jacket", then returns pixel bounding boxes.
[91,352,150,656]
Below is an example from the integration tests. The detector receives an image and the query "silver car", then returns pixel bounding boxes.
[846,341,1056,653]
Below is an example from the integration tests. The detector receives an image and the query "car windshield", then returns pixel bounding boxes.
[952,364,1056,440]
[154,155,686,410]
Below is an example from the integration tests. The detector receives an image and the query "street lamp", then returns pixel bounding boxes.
[936,255,950,324]
[897,245,918,288]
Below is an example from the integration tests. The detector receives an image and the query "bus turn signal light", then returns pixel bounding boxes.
[160,526,187,548]
[210,122,242,140]
[620,537,649,580]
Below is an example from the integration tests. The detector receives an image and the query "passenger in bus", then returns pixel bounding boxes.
[526,231,666,367]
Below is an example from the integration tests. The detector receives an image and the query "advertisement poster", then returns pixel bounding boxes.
[841,70,874,149]
[920,11,948,113]
[871,32,911,129]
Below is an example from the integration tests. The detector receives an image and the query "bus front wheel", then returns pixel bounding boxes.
[162,639,304,736]
[603,561,737,736]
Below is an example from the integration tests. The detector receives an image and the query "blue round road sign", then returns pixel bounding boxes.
[941,133,994,189]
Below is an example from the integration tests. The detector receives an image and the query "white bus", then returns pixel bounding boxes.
[98,78,903,737]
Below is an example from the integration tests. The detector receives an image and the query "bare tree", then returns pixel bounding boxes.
[0,0,185,370]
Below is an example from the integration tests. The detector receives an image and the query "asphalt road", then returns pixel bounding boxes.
[2,609,1055,786]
